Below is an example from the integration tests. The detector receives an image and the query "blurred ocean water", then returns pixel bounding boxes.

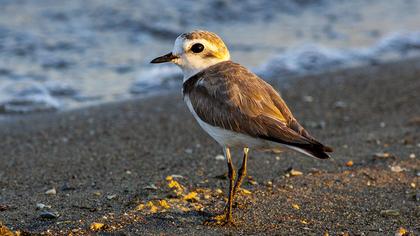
[1,0,420,114]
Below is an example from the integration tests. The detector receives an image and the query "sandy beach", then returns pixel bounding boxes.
[0,57,419,235]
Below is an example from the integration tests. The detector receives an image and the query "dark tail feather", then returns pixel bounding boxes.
[323,145,333,153]
[296,142,333,159]
[304,145,332,159]
[288,119,333,155]
[258,132,333,159]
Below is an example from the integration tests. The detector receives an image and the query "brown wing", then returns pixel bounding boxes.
[184,61,332,157]
[264,83,318,141]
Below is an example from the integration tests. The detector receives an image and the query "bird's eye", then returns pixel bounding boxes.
[191,43,204,53]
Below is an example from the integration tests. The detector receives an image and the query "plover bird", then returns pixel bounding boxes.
[151,30,332,225]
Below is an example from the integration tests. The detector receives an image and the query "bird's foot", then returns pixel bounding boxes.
[203,213,235,226]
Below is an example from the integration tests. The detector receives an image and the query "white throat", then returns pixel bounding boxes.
[181,67,202,82]
[180,57,228,82]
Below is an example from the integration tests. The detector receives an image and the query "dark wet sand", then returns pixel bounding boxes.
[0,58,419,235]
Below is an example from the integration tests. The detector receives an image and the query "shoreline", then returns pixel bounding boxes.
[1,55,419,125]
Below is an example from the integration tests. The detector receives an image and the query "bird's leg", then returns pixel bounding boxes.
[233,147,249,198]
[204,147,236,226]
[223,147,236,224]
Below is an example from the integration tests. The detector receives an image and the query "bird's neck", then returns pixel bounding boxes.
[182,67,203,82]
[180,58,228,82]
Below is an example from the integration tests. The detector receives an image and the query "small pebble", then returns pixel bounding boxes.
[45,188,57,195]
[143,184,158,190]
[215,154,225,161]
[90,222,105,231]
[106,194,117,200]
[184,148,193,154]
[170,174,184,179]
[286,168,303,177]
[0,204,9,211]
[183,192,199,202]
[303,95,313,102]
[379,122,386,128]
[241,189,252,194]
[36,203,50,210]
[409,153,416,159]
[345,160,354,167]
[373,152,392,159]
[158,200,170,209]
[390,165,405,173]
[395,227,408,236]
[292,204,300,210]
[248,179,258,185]
[380,209,400,216]
[286,184,294,189]
[215,189,223,195]
[39,211,59,219]
[334,101,347,109]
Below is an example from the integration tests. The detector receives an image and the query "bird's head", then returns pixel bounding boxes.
[151,30,230,79]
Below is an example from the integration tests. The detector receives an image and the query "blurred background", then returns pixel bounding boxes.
[1,0,420,115]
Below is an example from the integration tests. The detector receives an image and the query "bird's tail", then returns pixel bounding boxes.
[286,120,333,159]
[289,142,333,159]
[297,143,333,159]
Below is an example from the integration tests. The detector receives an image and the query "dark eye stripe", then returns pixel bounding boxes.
[203,52,216,58]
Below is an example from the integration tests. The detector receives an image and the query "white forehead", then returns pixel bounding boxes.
[172,35,218,55]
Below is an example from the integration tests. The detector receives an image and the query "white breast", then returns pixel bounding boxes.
[184,95,264,148]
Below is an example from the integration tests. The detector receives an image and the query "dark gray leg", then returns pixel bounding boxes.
[233,147,249,197]
[224,147,236,224]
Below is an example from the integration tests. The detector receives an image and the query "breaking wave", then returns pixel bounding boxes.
[130,65,182,95]
[0,80,61,113]
[256,31,420,80]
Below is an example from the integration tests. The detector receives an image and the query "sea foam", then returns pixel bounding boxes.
[130,65,182,95]
[256,31,420,80]
[0,80,61,113]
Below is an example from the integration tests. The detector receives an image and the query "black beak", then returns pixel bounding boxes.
[150,52,178,64]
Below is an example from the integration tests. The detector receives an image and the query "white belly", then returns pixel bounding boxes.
[184,95,266,148]
[184,95,319,157]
